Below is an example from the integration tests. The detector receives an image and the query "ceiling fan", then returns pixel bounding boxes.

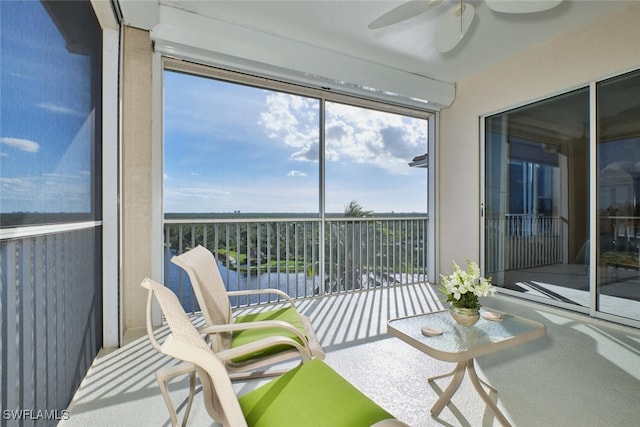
[368,0,564,53]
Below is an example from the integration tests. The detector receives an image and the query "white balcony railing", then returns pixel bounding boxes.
[486,214,563,273]
[164,216,429,311]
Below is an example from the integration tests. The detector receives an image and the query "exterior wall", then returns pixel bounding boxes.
[122,26,153,330]
[438,3,640,276]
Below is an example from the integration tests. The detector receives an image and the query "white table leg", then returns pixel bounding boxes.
[428,361,466,417]
[467,359,512,427]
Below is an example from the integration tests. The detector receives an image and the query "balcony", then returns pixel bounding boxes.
[58,283,640,427]
[6,216,640,427]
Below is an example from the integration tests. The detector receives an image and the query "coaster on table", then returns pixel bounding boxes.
[481,311,503,321]
[421,325,443,337]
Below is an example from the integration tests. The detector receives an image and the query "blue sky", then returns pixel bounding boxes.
[164,70,429,214]
[1,1,94,214]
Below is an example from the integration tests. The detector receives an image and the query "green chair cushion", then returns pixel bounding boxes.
[238,358,394,427]
[231,307,306,363]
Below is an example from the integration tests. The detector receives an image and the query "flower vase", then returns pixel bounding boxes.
[450,306,480,326]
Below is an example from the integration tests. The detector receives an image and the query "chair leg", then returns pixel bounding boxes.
[181,370,196,427]
[156,362,197,427]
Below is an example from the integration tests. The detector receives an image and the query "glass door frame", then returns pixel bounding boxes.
[480,78,640,329]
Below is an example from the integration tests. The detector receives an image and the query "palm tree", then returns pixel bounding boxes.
[344,200,373,218]
[321,201,374,292]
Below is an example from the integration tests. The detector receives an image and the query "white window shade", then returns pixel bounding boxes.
[149,5,455,111]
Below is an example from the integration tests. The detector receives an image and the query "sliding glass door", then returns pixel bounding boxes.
[596,71,640,322]
[484,88,591,309]
[484,70,640,325]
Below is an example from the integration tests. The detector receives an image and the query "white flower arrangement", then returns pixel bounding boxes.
[440,260,496,310]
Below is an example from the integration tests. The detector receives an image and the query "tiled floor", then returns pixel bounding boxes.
[60,283,640,427]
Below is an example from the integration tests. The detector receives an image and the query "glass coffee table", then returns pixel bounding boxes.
[388,308,546,426]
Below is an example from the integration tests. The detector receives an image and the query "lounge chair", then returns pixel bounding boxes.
[141,277,409,427]
[145,285,197,427]
[171,245,324,377]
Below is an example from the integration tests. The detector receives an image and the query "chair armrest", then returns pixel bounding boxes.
[199,320,310,346]
[227,288,296,306]
[216,336,312,363]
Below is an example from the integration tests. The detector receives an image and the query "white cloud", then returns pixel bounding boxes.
[258,93,427,173]
[165,187,230,201]
[0,137,40,153]
[287,170,307,177]
[42,172,80,179]
[259,93,320,161]
[0,177,33,194]
[37,102,84,117]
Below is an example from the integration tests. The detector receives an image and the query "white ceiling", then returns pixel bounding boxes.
[151,0,631,84]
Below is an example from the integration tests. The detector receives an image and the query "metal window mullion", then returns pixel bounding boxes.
[589,80,598,316]
[318,98,326,296]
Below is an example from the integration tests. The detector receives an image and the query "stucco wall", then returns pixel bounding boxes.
[438,3,640,277]
[122,26,153,330]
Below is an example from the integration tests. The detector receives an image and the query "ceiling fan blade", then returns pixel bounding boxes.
[436,2,475,53]
[486,0,563,14]
[368,0,441,30]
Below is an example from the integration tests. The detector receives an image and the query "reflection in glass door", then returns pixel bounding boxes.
[484,88,591,310]
[484,70,640,325]
[596,71,640,322]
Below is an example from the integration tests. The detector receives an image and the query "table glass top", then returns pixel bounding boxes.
[388,309,545,360]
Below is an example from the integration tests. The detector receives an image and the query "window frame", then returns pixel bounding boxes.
[157,57,438,283]
[0,0,104,228]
